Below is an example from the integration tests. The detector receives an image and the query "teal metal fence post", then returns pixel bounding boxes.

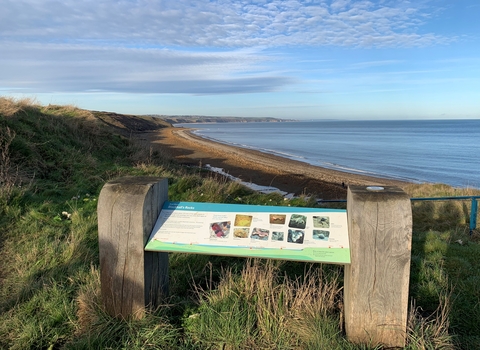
[470,198,478,234]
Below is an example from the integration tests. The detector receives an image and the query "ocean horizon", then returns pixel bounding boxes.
[177,119,480,189]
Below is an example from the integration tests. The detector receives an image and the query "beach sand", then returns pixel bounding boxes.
[145,126,409,200]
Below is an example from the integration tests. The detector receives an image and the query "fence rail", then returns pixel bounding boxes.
[318,196,480,233]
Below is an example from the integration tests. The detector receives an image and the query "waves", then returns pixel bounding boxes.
[183,119,480,188]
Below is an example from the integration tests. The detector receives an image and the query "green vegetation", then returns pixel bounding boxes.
[1,96,479,349]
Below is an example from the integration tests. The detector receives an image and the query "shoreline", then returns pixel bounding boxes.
[146,126,410,199]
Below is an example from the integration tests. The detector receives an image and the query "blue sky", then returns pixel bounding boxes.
[1,0,479,119]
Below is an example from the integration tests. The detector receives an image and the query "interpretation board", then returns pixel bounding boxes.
[145,201,350,264]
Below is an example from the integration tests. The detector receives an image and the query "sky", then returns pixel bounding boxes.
[1,0,479,120]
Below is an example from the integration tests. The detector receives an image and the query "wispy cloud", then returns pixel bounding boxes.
[349,60,405,69]
[0,41,292,93]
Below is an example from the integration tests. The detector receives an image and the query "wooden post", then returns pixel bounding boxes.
[98,177,169,319]
[344,186,412,347]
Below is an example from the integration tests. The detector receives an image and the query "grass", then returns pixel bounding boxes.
[1,96,480,349]
[184,260,346,349]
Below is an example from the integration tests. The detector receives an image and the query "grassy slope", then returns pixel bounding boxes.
[1,97,479,349]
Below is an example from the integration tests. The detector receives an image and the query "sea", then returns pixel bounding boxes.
[176,119,480,189]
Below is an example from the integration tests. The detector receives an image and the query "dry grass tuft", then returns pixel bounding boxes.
[193,259,343,348]
[0,126,18,197]
[407,292,454,349]
[75,266,103,336]
[42,104,96,120]
[405,183,480,198]
[0,96,39,117]
[0,97,19,117]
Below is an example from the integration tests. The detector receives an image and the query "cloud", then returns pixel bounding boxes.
[0,41,292,93]
[1,0,454,48]
[349,60,405,69]
[0,0,458,95]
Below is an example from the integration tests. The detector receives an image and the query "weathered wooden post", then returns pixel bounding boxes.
[98,177,169,319]
[344,186,412,347]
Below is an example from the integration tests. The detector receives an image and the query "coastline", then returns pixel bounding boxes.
[147,126,410,199]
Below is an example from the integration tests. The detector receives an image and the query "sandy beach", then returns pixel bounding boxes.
[146,126,409,199]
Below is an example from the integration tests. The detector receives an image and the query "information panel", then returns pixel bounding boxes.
[145,201,350,264]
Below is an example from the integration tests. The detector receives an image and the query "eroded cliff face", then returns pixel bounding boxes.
[93,111,172,133]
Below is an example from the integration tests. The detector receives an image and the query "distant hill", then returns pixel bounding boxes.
[146,115,294,124]
[91,112,294,130]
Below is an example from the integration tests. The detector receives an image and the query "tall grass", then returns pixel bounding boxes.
[405,183,480,198]
[0,125,17,199]
[0,96,39,117]
[1,97,479,349]
[185,259,348,349]
[407,292,453,349]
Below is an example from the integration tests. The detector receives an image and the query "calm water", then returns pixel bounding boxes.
[177,119,480,189]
